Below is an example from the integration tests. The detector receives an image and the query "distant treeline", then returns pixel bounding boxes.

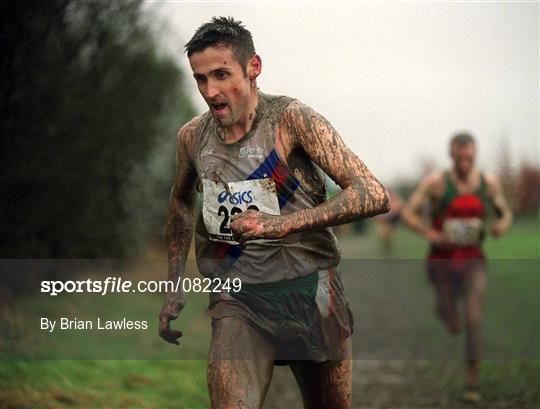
[1,0,195,257]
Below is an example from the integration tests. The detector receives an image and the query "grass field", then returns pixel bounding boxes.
[1,216,538,408]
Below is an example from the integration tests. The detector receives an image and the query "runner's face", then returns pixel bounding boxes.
[451,143,476,177]
[189,46,252,128]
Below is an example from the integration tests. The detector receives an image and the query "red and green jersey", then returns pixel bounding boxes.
[429,171,489,260]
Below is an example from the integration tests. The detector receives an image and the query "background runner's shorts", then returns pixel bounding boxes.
[427,257,486,284]
[207,268,353,363]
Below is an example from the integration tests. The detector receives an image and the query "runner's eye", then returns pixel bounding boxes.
[215,70,228,80]
[194,74,206,84]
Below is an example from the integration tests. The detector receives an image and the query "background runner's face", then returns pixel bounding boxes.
[189,46,251,128]
[451,142,476,177]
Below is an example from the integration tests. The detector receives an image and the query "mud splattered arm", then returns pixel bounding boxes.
[159,124,198,345]
[277,104,389,234]
[485,174,513,236]
[230,103,390,242]
[231,104,389,243]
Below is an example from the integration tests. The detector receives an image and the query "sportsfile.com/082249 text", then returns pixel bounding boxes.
[40,277,242,296]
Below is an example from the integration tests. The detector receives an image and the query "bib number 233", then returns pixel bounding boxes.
[202,178,280,243]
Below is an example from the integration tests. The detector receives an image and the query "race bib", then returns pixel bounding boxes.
[443,218,483,247]
[202,178,280,243]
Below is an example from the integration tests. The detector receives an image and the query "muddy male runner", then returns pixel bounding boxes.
[401,132,512,404]
[158,17,389,409]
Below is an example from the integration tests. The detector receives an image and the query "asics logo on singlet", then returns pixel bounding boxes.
[217,190,254,205]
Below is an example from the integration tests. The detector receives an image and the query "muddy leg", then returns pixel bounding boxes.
[289,337,353,409]
[207,317,276,409]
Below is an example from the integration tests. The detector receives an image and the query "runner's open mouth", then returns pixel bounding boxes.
[212,103,227,111]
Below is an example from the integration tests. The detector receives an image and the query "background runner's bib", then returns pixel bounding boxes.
[202,178,280,243]
[443,217,483,247]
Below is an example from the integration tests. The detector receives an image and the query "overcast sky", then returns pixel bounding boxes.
[144,1,538,185]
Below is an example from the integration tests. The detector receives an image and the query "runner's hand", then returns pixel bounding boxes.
[230,209,289,245]
[490,221,506,237]
[159,303,183,345]
[425,229,447,247]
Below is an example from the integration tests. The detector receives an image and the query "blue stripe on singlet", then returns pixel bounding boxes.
[248,149,301,209]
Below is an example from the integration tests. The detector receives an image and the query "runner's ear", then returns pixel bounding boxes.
[247,54,262,80]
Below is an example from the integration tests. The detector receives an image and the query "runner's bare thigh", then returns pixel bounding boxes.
[289,337,353,409]
[207,317,276,409]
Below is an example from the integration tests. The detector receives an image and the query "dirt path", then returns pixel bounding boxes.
[264,360,534,409]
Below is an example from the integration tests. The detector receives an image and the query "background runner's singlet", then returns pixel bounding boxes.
[429,171,489,261]
[192,92,340,284]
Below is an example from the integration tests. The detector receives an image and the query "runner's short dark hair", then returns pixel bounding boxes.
[185,17,256,75]
[450,132,475,147]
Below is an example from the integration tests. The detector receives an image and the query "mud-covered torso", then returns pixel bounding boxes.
[192,92,340,283]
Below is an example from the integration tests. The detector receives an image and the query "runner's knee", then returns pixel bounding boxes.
[208,361,267,409]
[211,402,253,409]
[466,310,481,329]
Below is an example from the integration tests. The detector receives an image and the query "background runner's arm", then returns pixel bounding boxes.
[485,174,513,236]
[401,174,443,243]
[159,124,198,344]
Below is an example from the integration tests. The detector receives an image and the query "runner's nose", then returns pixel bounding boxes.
[205,80,219,100]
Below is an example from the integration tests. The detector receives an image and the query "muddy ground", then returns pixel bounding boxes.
[265,360,536,409]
